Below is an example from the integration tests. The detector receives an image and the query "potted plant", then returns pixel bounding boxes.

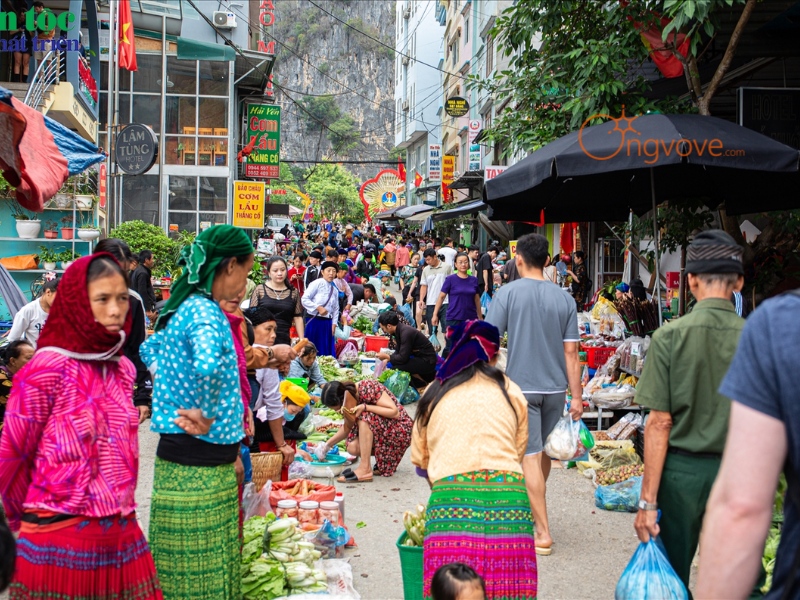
[43,220,59,239]
[39,246,60,271]
[74,175,96,209]
[58,249,80,270]
[77,197,100,240]
[60,215,75,240]
[6,199,41,239]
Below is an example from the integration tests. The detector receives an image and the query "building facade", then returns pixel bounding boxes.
[394,0,443,207]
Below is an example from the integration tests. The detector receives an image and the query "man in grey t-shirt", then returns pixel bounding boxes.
[486,233,582,555]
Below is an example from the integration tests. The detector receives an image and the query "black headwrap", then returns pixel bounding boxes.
[243,303,276,327]
[685,230,744,275]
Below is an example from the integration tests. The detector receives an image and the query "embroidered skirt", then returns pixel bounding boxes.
[11,514,162,600]
[305,317,335,357]
[148,458,240,600]
[423,470,538,600]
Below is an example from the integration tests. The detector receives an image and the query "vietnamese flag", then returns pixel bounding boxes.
[119,0,138,71]
[398,160,406,181]
[414,171,423,187]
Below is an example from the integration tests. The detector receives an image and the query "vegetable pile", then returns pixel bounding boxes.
[242,515,327,599]
[762,474,787,594]
[352,315,373,335]
[595,464,644,486]
[401,504,427,547]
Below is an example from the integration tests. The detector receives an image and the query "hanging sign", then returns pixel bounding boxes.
[245,104,281,179]
[98,162,107,209]
[468,119,482,143]
[484,165,509,181]
[115,123,158,175]
[442,155,455,202]
[445,96,469,117]
[428,144,441,182]
[509,240,518,259]
[233,180,266,228]
[469,144,481,171]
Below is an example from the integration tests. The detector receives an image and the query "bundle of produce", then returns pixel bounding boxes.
[241,515,327,599]
[595,464,644,486]
[270,478,336,508]
[614,297,660,337]
[595,476,642,512]
[593,383,636,409]
[352,315,373,334]
[401,503,427,547]
[606,412,643,440]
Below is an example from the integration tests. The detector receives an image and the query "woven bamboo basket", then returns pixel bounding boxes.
[251,452,283,491]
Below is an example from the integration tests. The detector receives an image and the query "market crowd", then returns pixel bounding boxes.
[0,217,795,600]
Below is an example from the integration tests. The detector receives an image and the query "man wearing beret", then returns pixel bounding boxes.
[633,230,746,588]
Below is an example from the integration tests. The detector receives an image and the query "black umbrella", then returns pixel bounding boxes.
[484,113,800,324]
[484,113,800,223]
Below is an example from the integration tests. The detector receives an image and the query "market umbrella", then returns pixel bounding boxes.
[287,204,303,216]
[484,113,800,323]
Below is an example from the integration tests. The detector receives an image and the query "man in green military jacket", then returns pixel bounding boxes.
[633,230,745,589]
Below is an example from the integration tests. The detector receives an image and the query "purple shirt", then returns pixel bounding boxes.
[441,274,479,321]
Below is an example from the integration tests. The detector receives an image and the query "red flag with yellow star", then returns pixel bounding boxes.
[118,0,137,71]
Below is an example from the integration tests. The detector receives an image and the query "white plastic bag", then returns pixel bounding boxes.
[318,558,361,598]
[288,460,312,480]
[543,411,579,460]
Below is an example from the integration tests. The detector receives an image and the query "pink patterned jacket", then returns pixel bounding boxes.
[0,350,139,531]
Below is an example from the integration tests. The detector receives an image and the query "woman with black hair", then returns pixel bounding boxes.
[0,341,34,435]
[411,320,537,600]
[319,379,413,483]
[376,311,437,386]
[249,256,305,345]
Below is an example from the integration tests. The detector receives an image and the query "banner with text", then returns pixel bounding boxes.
[233,180,266,228]
[428,144,441,182]
[442,155,455,202]
[245,104,281,179]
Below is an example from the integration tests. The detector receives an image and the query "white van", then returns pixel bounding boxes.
[266,216,293,234]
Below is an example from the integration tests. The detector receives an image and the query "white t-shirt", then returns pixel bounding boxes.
[438,246,458,268]
[8,299,48,348]
[422,262,453,305]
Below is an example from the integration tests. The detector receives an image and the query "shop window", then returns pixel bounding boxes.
[168,176,228,235]
[121,174,160,225]
[166,56,197,94]
[165,96,197,135]
[198,98,228,130]
[133,54,162,93]
[137,0,182,18]
[132,94,161,131]
[198,61,229,96]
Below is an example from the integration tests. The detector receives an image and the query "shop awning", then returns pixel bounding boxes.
[432,199,486,222]
[234,49,276,91]
[374,207,402,221]
[177,37,236,62]
[449,170,484,190]
[396,204,434,219]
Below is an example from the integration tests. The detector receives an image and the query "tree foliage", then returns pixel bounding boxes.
[303,163,363,223]
[109,220,184,278]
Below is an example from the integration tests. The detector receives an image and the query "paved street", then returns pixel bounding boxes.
[135,411,641,599]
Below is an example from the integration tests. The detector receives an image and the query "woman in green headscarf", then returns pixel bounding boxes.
[140,224,254,600]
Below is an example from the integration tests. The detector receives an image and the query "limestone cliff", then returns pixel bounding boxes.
[269,0,396,181]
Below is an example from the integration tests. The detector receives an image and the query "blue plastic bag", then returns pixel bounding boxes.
[400,385,420,405]
[595,475,642,512]
[615,537,689,600]
[384,370,411,400]
[480,291,492,314]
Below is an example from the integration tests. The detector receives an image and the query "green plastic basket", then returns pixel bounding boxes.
[286,377,309,391]
[396,532,424,600]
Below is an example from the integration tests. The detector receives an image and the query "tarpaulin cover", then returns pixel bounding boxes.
[0,86,68,212]
[0,264,28,317]
[44,116,105,176]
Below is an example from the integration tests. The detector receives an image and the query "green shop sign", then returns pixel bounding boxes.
[245,104,281,179]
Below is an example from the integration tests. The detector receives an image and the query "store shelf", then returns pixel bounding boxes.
[0,237,92,243]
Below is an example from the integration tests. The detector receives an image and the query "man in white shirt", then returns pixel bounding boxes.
[438,237,458,268]
[8,278,59,348]
[418,248,452,341]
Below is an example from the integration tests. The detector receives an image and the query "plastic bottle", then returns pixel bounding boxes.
[581,364,590,387]
[334,492,346,521]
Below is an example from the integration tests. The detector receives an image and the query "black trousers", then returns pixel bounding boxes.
[393,356,437,385]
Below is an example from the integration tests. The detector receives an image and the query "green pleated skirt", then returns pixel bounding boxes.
[149,458,240,600]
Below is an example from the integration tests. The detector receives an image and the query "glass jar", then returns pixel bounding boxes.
[276,499,298,519]
[298,500,319,526]
[319,501,340,525]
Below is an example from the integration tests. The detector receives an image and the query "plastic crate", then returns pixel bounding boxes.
[581,344,617,369]
[396,532,423,600]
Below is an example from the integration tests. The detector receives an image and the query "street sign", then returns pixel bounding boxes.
[115,123,158,175]
[232,180,265,228]
[98,163,107,209]
[428,144,441,182]
[245,104,281,179]
[445,96,469,117]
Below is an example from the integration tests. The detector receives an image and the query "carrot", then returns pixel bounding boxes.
[289,481,301,495]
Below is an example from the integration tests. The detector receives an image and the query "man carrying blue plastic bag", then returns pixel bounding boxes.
[633,230,745,589]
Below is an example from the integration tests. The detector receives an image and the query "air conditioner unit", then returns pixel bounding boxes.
[213,11,237,29]
[401,55,410,65]
[402,101,409,111]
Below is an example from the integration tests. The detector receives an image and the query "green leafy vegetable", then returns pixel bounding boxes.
[356,521,367,529]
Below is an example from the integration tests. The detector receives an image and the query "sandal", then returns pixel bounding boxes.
[341,467,354,477]
[337,471,373,483]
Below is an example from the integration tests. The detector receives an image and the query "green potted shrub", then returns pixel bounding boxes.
[38,246,60,270]
[6,199,41,239]
[58,249,80,270]
[60,215,75,240]
[74,174,96,209]
[43,220,59,239]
